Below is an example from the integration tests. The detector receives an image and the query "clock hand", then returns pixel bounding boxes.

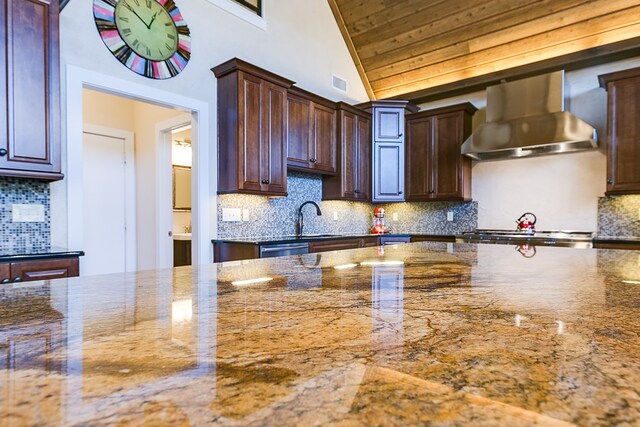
[122,1,151,29]
[148,11,158,28]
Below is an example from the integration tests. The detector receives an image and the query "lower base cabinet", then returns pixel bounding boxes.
[0,257,79,284]
[309,237,378,253]
[173,240,192,267]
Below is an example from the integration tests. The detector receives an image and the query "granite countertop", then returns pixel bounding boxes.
[212,232,452,245]
[593,235,640,244]
[2,242,640,425]
[0,246,84,262]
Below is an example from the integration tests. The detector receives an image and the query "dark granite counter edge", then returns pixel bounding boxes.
[593,236,640,244]
[212,233,455,245]
[0,250,85,263]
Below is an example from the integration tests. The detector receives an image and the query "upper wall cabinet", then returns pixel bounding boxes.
[286,87,337,175]
[359,100,418,202]
[599,67,640,196]
[213,58,293,196]
[0,0,62,181]
[405,103,477,202]
[322,103,371,201]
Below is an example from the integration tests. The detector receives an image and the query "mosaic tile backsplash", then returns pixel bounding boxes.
[598,195,640,237]
[217,172,478,238]
[0,178,50,250]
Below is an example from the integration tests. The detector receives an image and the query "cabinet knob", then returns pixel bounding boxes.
[264,179,270,185]
[398,133,403,137]
[309,158,316,163]
[354,189,360,194]
[607,179,614,185]
[13,277,21,283]
[398,191,403,195]
[0,148,6,156]
[261,179,268,184]
[1,278,9,284]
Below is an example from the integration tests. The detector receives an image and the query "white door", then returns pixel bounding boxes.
[82,131,132,275]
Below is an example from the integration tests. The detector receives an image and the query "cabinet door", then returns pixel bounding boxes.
[286,93,312,169]
[10,258,79,282]
[309,239,361,253]
[373,142,404,201]
[607,76,640,194]
[355,115,371,200]
[239,72,264,193]
[261,81,287,195]
[405,116,434,201]
[432,112,464,199]
[374,108,404,142]
[311,103,337,174]
[0,263,10,284]
[0,0,61,179]
[341,111,358,199]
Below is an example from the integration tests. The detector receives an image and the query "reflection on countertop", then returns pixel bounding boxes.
[1,242,640,425]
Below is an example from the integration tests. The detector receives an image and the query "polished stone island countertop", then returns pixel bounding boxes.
[2,242,640,425]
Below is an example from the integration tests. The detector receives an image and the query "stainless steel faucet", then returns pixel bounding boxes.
[296,201,322,237]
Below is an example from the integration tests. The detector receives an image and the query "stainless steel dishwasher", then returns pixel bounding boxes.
[259,242,310,258]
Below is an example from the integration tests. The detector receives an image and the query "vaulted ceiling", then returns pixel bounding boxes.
[328,0,640,102]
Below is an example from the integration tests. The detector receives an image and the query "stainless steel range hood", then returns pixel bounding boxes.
[461,71,597,160]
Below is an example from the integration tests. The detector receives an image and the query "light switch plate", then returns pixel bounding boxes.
[242,209,250,221]
[333,211,338,221]
[392,212,399,221]
[12,204,45,222]
[222,208,242,222]
[447,211,454,221]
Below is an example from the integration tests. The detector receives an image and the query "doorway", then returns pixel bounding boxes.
[61,65,213,275]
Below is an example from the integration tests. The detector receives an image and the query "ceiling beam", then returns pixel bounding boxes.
[326,0,375,100]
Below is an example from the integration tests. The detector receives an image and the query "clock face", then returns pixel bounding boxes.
[93,0,191,79]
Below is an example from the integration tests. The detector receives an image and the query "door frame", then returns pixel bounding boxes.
[156,116,192,269]
[82,125,137,272]
[62,65,213,266]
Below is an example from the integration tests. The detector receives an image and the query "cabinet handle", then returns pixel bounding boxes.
[607,179,613,185]
[13,277,21,283]
[1,278,9,284]
[0,148,6,156]
[309,158,316,163]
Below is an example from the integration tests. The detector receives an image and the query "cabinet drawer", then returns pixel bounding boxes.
[309,239,362,253]
[0,263,10,284]
[361,237,379,247]
[10,258,79,282]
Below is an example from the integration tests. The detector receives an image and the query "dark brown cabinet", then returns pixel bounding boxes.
[0,0,62,181]
[173,240,191,267]
[213,58,293,196]
[286,87,337,174]
[0,257,79,284]
[323,103,371,201]
[405,103,476,201]
[599,67,640,196]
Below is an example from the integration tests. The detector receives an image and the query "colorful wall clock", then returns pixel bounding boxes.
[93,0,191,79]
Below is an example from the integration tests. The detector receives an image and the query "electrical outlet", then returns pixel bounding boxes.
[242,209,250,221]
[12,204,45,222]
[447,211,454,221]
[333,211,338,221]
[392,212,399,221]
[222,208,242,222]
[447,243,453,253]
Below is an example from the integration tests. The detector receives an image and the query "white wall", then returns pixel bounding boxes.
[83,89,186,270]
[418,56,640,231]
[56,0,367,255]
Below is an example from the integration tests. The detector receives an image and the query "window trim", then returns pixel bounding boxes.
[206,0,267,31]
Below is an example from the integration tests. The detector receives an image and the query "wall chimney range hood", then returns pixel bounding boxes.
[461,71,597,160]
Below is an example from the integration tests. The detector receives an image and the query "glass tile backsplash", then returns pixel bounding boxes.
[217,172,478,238]
[0,178,50,250]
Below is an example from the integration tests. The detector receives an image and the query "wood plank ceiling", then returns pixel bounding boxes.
[328,0,640,102]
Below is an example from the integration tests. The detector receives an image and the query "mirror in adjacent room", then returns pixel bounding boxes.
[173,165,191,211]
